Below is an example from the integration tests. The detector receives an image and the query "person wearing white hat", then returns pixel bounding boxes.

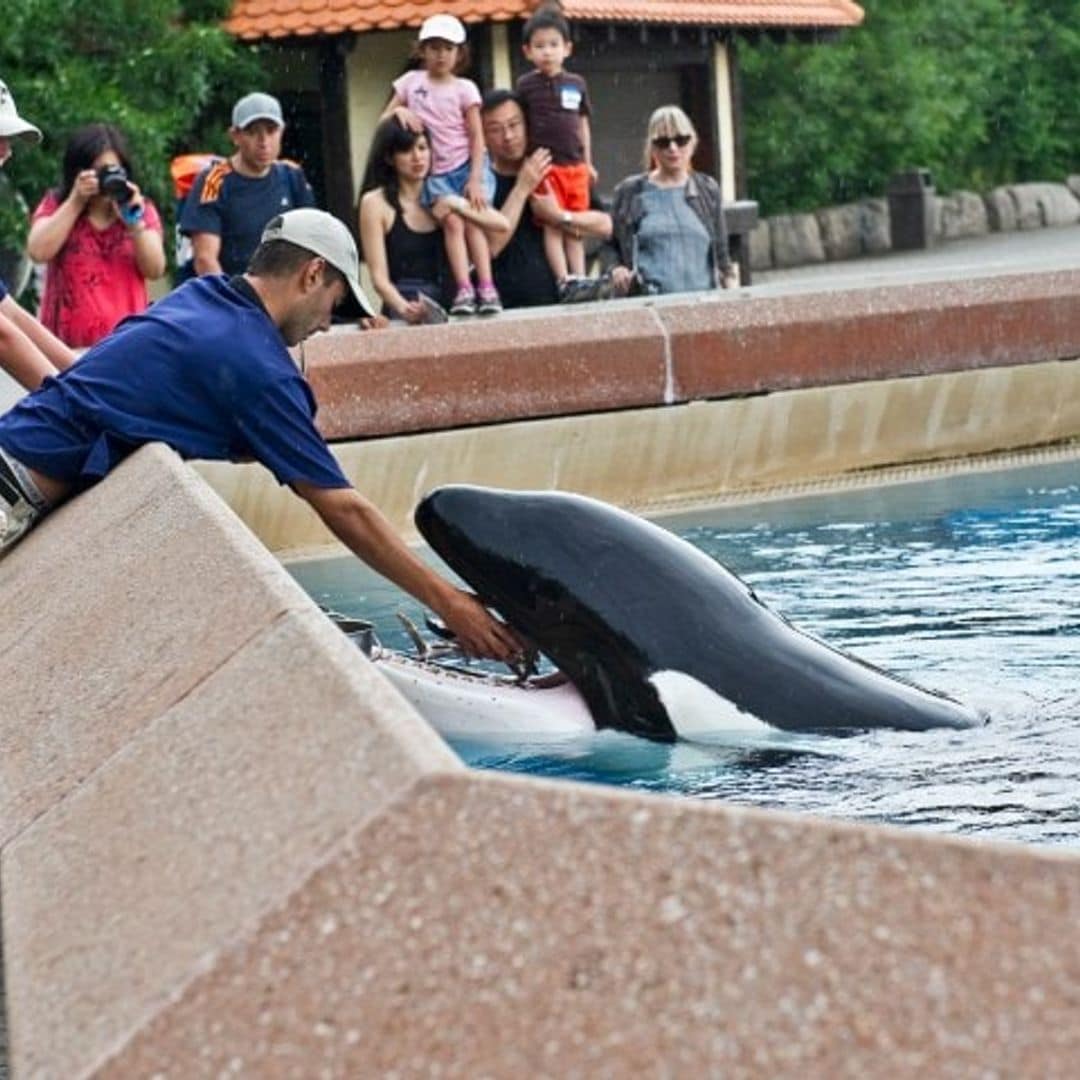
[0,79,77,391]
[380,14,506,316]
[180,90,315,279]
[0,207,522,661]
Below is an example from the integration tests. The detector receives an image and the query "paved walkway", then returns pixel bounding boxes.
[753,221,1080,294]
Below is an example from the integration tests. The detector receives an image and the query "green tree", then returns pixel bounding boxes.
[0,0,263,266]
[738,0,1077,214]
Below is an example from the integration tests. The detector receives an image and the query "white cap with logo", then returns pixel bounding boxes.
[418,14,466,44]
[261,208,376,318]
[232,92,284,131]
[0,81,42,144]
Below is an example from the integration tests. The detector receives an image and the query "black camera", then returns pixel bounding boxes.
[96,164,134,205]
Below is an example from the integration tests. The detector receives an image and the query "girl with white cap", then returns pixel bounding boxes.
[0,79,76,390]
[380,14,507,316]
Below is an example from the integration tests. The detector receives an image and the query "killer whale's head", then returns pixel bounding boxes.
[415,485,764,742]
[415,485,981,741]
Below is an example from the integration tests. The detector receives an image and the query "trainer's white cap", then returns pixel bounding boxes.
[418,14,467,44]
[0,81,42,144]
[261,208,376,318]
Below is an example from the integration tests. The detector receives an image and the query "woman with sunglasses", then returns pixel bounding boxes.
[609,105,736,297]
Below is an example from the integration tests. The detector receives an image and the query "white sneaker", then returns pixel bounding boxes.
[0,498,41,557]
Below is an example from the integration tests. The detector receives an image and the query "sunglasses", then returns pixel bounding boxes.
[652,134,692,149]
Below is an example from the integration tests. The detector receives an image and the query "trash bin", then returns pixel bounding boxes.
[886,168,937,251]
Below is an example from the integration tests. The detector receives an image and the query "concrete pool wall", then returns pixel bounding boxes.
[4,445,1080,1076]
[2,274,1080,1074]
[199,269,1080,552]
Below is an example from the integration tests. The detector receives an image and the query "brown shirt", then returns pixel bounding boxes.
[516,69,591,165]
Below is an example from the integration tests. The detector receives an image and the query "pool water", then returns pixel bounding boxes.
[289,458,1079,848]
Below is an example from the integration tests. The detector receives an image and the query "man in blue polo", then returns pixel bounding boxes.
[0,208,520,661]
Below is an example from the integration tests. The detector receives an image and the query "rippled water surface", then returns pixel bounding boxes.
[289,459,1079,848]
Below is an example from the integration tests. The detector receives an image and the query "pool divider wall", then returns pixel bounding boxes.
[3,449,1080,1072]
[304,269,1080,440]
[198,358,1080,553]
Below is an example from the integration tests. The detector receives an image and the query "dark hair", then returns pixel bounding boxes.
[358,118,432,215]
[411,39,472,75]
[480,88,525,116]
[58,123,136,201]
[247,238,345,293]
[522,5,571,44]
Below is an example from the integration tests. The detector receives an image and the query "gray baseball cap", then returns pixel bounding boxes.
[232,92,284,130]
[0,81,42,144]
[261,208,376,318]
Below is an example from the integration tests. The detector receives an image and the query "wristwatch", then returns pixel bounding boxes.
[560,210,573,229]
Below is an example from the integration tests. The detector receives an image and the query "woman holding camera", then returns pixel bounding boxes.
[27,123,165,347]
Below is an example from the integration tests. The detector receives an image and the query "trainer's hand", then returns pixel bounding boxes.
[437,588,525,661]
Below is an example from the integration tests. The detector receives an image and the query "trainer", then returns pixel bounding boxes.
[0,208,520,660]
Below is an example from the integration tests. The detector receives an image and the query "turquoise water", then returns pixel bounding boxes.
[289,458,1079,848]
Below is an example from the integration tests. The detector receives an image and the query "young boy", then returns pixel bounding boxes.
[515,6,594,298]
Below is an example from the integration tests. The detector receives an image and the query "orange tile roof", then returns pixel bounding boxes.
[226,0,863,41]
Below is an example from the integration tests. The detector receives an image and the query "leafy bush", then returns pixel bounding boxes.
[0,0,263,271]
[740,0,1080,214]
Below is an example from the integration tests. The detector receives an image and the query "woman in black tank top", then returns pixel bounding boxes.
[359,119,510,323]
[358,123,444,322]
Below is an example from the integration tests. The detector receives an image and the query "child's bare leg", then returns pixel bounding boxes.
[565,234,586,277]
[543,224,569,281]
[464,221,493,284]
[439,207,472,289]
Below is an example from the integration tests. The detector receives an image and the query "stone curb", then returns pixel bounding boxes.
[304,269,1080,441]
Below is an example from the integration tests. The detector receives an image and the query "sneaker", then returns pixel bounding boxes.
[0,498,41,557]
[449,285,477,316]
[559,274,611,304]
[476,283,503,316]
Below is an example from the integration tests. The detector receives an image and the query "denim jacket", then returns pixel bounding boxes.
[610,170,732,288]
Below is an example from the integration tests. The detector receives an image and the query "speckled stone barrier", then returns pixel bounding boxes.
[3,445,1080,1076]
[304,269,1080,440]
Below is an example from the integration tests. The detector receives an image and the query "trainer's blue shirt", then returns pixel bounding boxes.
[0,276,8,302]
[0,275,349,491]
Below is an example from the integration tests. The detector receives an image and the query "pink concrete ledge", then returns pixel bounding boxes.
[307,305,668,440]
[304,270,1080,441]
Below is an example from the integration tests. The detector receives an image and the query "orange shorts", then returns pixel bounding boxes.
[535,161,591,212]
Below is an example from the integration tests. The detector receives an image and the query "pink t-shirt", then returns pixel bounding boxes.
[392,69,481,175]
[32,190,163,348]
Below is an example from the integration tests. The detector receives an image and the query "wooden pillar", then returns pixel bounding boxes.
[319,39,356,231]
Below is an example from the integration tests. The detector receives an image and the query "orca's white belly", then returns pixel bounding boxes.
[376,653,596,739]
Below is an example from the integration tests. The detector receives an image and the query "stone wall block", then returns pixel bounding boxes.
[858,197,891,254]
[1031,182,1080,226]
[939,191,989,240]
[815,203,863,261]
[1010,184,1046,229]
[769,212,826,268]
[747,219,772,271]
[984,187,1019,231]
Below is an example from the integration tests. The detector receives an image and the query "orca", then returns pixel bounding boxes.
[414,485,982,743]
